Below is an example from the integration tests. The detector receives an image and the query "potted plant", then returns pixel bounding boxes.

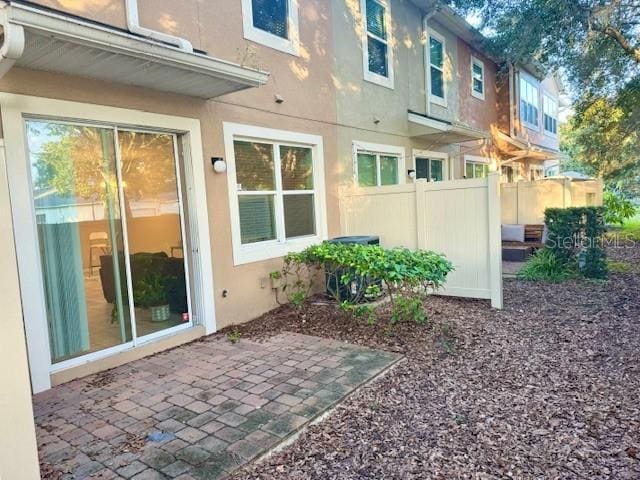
[133,273,171,322]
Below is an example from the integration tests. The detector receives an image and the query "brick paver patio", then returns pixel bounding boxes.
[34,332,400,479]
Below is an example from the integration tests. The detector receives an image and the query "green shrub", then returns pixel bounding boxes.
[604,190,637,226]
[518,248,577,283]
[271,242,454,324]
[390,296,428,325]
[544,206,607,279]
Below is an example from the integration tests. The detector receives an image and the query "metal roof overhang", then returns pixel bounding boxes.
[0,1,269,99]
[408,111,489,144]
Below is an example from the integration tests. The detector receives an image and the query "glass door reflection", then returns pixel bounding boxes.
[118,130,190,338]
[27,121,133,363]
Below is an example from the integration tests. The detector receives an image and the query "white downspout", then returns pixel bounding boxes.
[124,0,193,53]
[0,7,25,79]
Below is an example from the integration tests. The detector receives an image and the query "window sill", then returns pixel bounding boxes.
[364,71,394,90]
[471,91,485,101]
[243,28,299,56]
[429,95,447,108]
[233,235,324,266]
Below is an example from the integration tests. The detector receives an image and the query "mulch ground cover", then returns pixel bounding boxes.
[230,243,640,479]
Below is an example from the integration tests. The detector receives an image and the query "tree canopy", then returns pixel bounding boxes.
[446,0,639,184]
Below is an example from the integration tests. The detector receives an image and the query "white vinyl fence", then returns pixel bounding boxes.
[339,173,503,308]
[501,178,604,225]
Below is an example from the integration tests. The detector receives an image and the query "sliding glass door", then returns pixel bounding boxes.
[26,120,191,366]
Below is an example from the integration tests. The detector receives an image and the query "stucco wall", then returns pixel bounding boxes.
[0,138,41,480]
[0,67,339,333]
[456,39,499,133]
[2,0,339,333]
[331,0,425,138]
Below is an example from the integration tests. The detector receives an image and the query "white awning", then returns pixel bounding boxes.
[0,1,269,99]
[408,111,488,144]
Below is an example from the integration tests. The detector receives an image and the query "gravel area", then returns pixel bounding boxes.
[230,243,640,479]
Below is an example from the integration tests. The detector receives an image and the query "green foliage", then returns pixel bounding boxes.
[390,297,428,325]
[562,83,640,183]
[227,328,241,344]
[273,242,454,325]
[544,207,608,279]
[447,1,639,97]
[133,273,168,307]
[618,217,640,241]
[608,261,632,273]
[447,1,639,187]
[518,249,577,283]
[603,190,637,226]
[582,207,608,279]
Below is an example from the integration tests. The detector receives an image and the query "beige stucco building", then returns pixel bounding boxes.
[0,1,563,476]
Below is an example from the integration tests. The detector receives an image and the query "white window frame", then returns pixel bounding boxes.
[241,0,300,56]
[530,164,545,181]
[470,55,485,101]
[426,28,447,107]
[0,93,216,393]
[412,149,449,181]
[353,141,406,186]
[543,92,558,137]
[519,73,540,131]
[361,0,395,89]
[224,123,327,266]
[464,155,491,179]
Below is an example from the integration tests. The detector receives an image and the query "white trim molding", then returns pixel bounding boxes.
[353,140,406,186]
[241,0,300,56]
[0,93,217,392]
[470,55,485,101]
[361,0,395,89]
[223,122,327,266]
[426,28,447,107]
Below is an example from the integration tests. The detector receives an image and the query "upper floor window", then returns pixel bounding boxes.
[354,141,404,186]
[429,32,446,105]
[470,55,485,100]
[543,94,558,135]
[362,0,394,88]
[242,0,299,55]
[519,76,539,129]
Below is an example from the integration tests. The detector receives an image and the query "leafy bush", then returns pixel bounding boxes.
[604,190,637,226]
[271,242,454,324]
[545,206,607,279]
[133,273,169,307]
[390,296,428,325]
[518,248,577,283]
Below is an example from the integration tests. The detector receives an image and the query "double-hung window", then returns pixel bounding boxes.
[428,31,446,105]
[362,0,393,88]
[464,156,490,179]
[224,123,326,265]
[355,142,404,186]
[519,76,540,129]
[471,55,485,100]
[241,0,299,55]
[543,93,558,135]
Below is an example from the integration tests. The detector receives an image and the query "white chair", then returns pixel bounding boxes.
[88,232,109,275]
